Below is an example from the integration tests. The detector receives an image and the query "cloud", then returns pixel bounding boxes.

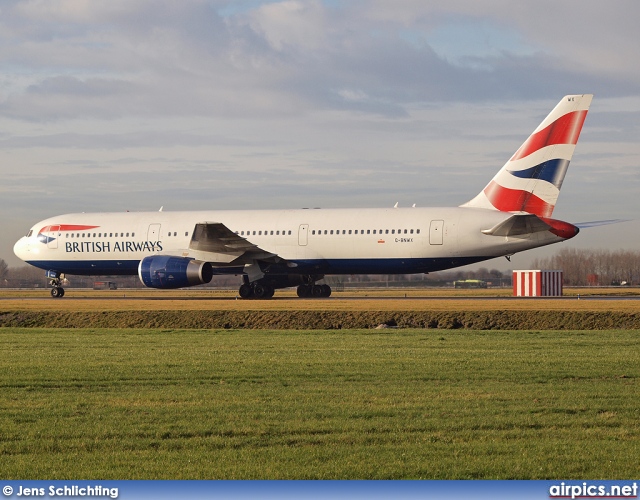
[4,0,638,123]
[245,0,328,52]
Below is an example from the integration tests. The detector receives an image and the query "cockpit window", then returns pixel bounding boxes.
[27,230,33,237]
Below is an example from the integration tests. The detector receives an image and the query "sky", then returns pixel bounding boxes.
[1,0,639,271]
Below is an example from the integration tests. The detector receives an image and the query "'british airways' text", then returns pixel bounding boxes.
[65,241,163,253]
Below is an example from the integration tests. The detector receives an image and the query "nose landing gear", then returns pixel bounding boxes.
[46,271,65,298]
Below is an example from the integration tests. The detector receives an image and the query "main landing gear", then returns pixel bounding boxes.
[296,283,331,298]
[238,282,275,299]
[237,275,332,299]
[47,271,65,298]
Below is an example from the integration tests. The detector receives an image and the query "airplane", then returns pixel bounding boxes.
[13,94,593,299]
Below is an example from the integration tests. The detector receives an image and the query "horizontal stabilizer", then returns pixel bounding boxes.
[482,214,551,237]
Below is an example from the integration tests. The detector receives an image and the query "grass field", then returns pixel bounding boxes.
[1,328,638,479]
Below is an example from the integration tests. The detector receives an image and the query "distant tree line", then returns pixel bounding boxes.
[531,248,640,286]
[0,259,7,283]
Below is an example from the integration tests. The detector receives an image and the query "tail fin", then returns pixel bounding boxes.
[461,94,593,217]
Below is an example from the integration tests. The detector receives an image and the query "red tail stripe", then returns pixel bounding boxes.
[510,110,588,161]
[484,181,554,217]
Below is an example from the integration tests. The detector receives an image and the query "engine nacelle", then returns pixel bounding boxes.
[138,256,213,289]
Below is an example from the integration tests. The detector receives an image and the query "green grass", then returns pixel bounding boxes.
[0,328,638,479]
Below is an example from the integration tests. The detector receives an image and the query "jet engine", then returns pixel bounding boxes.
[138,256,213,289]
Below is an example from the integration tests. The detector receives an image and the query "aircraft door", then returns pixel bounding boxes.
[298,224,309,246]
[147,223,161,243]
[48,225,60,249]
[429,220,444,245]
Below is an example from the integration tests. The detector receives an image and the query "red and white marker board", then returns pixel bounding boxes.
[513,270,563,297]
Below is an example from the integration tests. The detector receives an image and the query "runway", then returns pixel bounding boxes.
[2,289,640,301]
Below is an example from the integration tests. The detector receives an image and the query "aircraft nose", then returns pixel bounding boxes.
[13,237,29,261]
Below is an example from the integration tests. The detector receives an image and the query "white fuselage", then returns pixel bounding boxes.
[13,206,568,278]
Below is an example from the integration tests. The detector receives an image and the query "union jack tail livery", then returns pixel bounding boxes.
[462,94,593,217]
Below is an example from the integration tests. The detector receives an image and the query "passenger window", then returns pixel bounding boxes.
[391,229,395,234]
[410,229,414,234]
[270,231,274,235]
[330,230,334,235]
[417,229,421,234]
[385,230,389,234]
[349,230,352,234]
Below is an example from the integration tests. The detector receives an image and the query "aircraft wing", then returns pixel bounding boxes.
[184,222,281,265]
[481,213,552,237]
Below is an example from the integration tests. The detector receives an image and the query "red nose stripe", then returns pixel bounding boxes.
[38,224,100,234]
